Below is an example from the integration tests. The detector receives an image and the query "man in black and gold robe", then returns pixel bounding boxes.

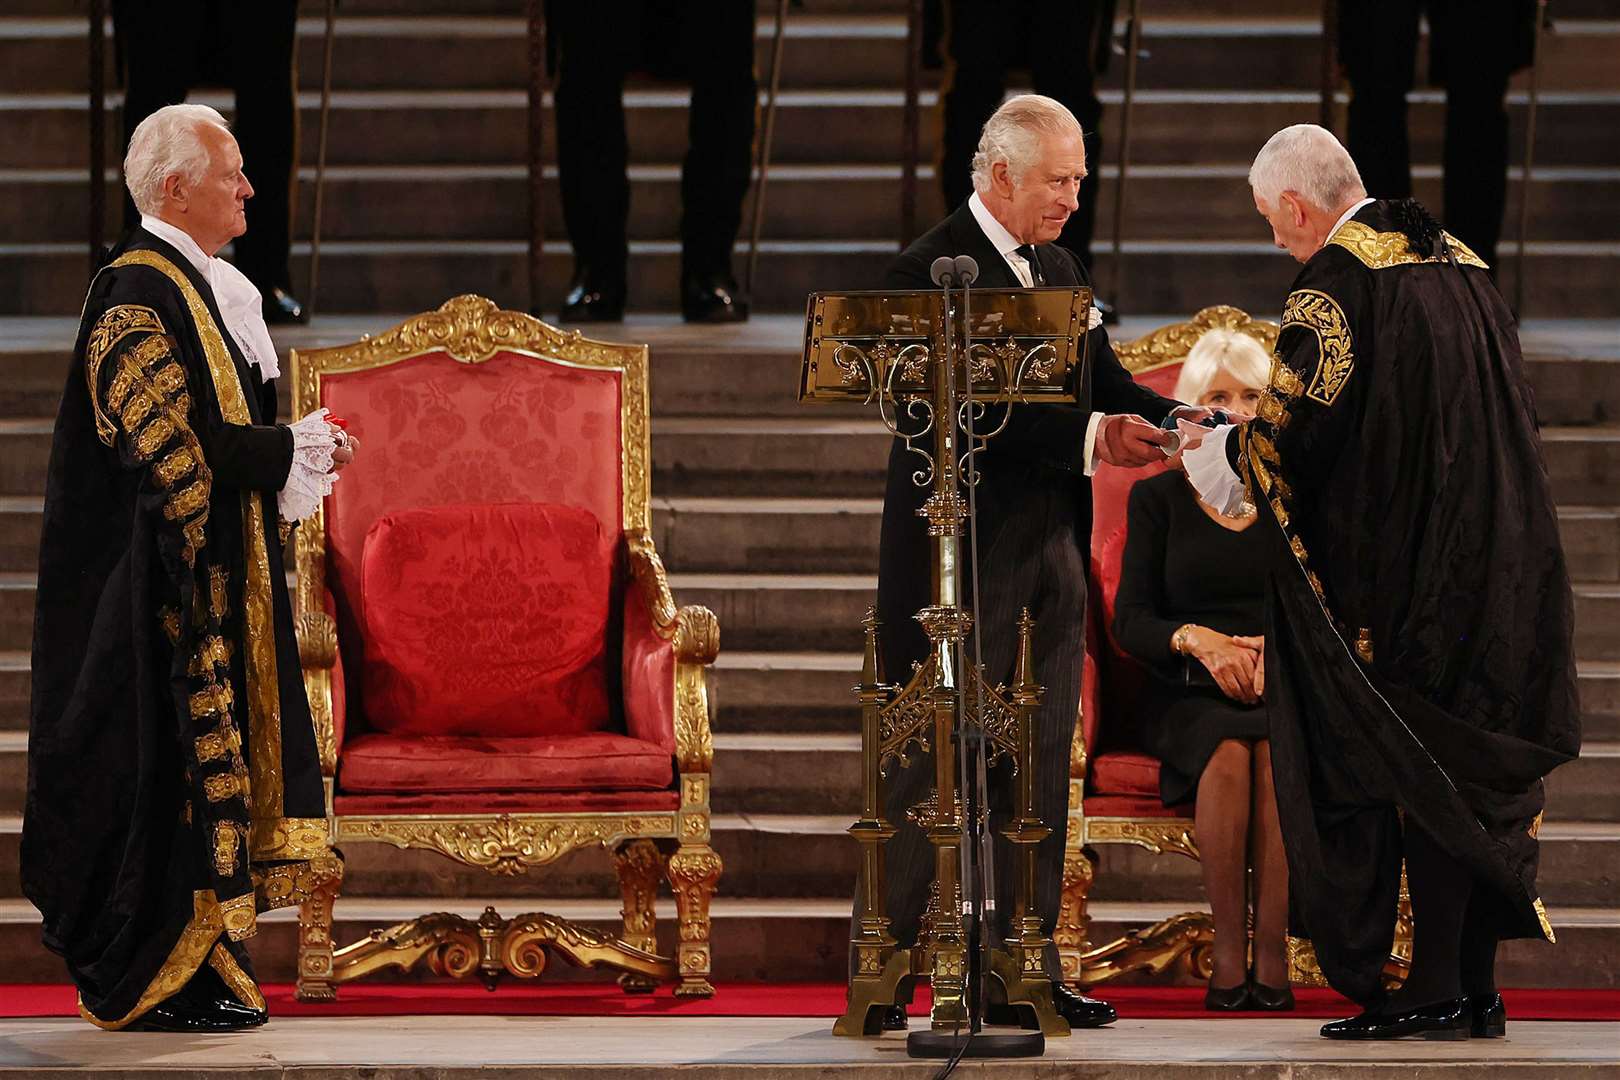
[23,104,347,1031]
[1184,124,1579,1040]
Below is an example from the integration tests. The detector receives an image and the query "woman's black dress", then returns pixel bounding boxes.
[1112,470,1272,806]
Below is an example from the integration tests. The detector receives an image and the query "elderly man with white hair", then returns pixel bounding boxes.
[1183,123,1580,1040]
[22,104,353,1031]
[865,93,1206,1034]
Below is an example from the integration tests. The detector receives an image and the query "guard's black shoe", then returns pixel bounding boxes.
[129,995,268,1032]
[560,278,626,323]
[261,287,307,325]
[1093,295,1118,326]
[1053,983,1117,1028]
[880,1004,908,1031]
[1204,979,1252,1012]
[681,273,749,324]
[1247,979,1296,1012]
[1320,997,1471,1040]
[1470,992,1506,1037]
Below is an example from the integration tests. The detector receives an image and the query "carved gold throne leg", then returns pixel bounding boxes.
[294,862,343,1002]
[666,843,723,998]
[614,838,667,993]
[1055,845,1096,984]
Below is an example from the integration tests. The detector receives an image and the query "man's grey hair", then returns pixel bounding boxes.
[970,94,1086,194]
[1248,123,1366,211]
[123,104,231,216]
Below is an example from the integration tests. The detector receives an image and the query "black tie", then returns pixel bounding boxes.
[1014,244,1044,286]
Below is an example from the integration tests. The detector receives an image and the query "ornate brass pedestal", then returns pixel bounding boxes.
[799,287,1090,1039]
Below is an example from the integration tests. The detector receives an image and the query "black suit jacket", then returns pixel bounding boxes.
[876,201,1178,677]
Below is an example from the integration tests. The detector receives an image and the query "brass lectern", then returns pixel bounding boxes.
[799,286,1090,1040]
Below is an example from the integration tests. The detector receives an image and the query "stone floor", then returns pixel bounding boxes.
[0,1016,1616,1079]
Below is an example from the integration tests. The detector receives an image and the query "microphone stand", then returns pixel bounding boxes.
[907,257,1044,1065]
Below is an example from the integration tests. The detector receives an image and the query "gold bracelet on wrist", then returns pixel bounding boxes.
[1172,623,1197,656]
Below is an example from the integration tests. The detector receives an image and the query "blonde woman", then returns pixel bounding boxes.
[1111,329,1292,1012]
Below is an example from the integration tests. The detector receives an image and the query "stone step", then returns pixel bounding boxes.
[0,894,1616,987]
[14,10,1620,94]
[8,237,1617,320]
[12,87,1617,173]
[9,14,1619,96]
[6,318,1617,426]
[0,811,1615,911]
[642,415,1620,506]
[16,162,1620,248]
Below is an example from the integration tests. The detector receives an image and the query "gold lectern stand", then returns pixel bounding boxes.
[798,286,1090,1040]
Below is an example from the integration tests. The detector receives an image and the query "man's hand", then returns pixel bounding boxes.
[1096,413,1173,468]
[1169,404,1215,424]
[329,426,359,472]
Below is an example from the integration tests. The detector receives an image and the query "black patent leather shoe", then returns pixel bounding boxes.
[560,279,625,323]
[1052,982,1117,1028]
[681,273,749,323]
[1470,992,1506,1037]
[261,287,307,325]
[1320,997,1471,1040]
[129,995,268,1032]
[1247,979,1295,1012]
[880,1004,908,1031]
[1204,979,1252,1012]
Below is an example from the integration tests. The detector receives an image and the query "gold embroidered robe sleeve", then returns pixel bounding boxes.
[88,307,213,565]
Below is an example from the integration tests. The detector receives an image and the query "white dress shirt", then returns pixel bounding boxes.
[966,192,1108,474]
[138,214,337,521]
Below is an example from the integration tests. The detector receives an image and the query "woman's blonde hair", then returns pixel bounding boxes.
[1173,329,1272,404]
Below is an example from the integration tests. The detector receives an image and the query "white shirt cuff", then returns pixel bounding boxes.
[1182,424,1247,515]
[276,409,340,524]
[1082,412,1105,476]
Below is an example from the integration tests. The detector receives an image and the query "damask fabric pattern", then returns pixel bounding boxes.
[1240,200,1580,1004]
[360,502,614,737]
[23,230,330,1029]
[318,351,623,734]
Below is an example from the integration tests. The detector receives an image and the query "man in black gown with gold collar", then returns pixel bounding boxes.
[23,104,349,1031]
[1184,123,1580,1040]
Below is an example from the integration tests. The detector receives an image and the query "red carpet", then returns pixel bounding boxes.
[3,983,1617,1021]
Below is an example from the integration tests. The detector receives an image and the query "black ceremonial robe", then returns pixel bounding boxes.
[1239,200,1580,1003]
[22,228,338,1028]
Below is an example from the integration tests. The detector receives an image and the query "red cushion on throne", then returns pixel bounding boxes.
[360,501,614,737]
[339,732,673,793]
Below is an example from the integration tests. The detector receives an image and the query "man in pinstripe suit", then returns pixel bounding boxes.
[865,95,1195,1031]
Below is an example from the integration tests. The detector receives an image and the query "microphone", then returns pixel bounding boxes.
[929,255,958,287]
[952,255,979,286]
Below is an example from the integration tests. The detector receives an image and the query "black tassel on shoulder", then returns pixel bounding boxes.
[1389,198,1448,260]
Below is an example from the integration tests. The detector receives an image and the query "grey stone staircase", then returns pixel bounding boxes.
[0,0,1616,990]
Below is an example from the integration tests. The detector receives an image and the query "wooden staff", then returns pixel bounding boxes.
[899,0,923,250]
[525,0,548,316]
[1108,0,1142,305]
[746,0,790,301]
[1515,0,1549,317]
[88,0,108,270]
[307,0,339,317]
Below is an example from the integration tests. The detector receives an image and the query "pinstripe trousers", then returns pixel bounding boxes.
[853,477,1087,980]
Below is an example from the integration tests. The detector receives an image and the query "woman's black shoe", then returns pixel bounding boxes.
[1320,997,1472,1040]
[1247,979,1296,1012]
[1470,992,1506,1037]
[1203,979,1252,1012]
[880,1004,908,1031]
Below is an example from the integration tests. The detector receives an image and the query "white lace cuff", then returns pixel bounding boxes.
[277,409,340,524]
[1182,424,1247,515]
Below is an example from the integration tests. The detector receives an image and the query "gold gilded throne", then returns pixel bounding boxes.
[1053,304,1413,988]
[286,294,722,1000]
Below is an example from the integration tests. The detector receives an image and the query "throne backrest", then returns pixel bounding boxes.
[1081,306,1278,761]
[288,296,651,738]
